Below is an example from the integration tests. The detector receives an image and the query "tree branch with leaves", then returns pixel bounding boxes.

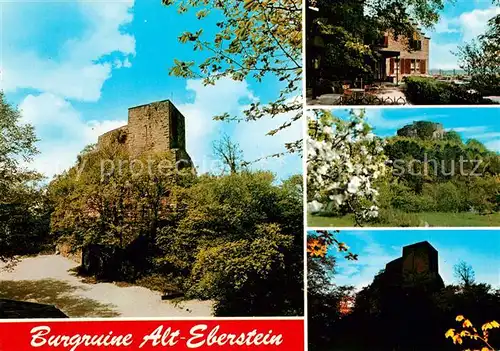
[163,0,303,158]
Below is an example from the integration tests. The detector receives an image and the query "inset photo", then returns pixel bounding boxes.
[307,108,500,227]
[305,0,500,106]
[0,0,303,319]
[307,229,500,351]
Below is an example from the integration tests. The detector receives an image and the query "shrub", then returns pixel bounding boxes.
[433,182,463,212]
[465,177,500,213]
[380,182,436,213]
[404,77,496,105]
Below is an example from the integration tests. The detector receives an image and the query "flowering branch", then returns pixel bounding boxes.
[307,110,387,225]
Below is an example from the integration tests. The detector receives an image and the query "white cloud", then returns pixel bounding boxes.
[459,6,500,42]
[445,127,500,151]
[175,77,301,177]
[427,5,499,70]
[364,109,446,133]
[232,97,302,179]
[429,42,460,70]
[20,76,301,180]
[0,0,135,102]
[335,236,400,290]
[20,93,126,179]
[485,139,500,152]
[364,109,422,131]
[447,126,488,134]
[174,77,257,174]
[433,16,460,34]
[335,235,500,290]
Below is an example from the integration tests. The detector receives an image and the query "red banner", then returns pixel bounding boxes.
[0,319,304,351]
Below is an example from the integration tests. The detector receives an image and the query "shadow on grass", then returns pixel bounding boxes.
[0,279,119,318]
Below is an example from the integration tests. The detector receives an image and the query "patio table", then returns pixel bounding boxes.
[349,88,366,99]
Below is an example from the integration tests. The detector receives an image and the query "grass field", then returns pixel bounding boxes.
[308,212,500,227]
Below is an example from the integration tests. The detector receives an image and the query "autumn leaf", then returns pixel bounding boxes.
[452,335,463,345]
[456,315,465,322]
[463,319,473,328]
[482,322,494,331]
[307,238,327,258]
[445,329,455,338]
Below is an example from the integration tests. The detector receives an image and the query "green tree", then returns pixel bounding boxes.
[307,0,449,92]
[454,261,475,287]
[0,93,49,261]
[445,131,463,144]
[212,133,245,174]
[457,1,500,96]
[156,171,304,316]
[49,140,193,251]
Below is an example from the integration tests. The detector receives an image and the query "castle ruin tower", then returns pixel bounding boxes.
[97,100,192,167]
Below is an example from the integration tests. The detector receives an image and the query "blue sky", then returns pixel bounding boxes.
[423,0,499,70]
[0,1,301,180]
[330,108,500,152]
[312,229,500,289]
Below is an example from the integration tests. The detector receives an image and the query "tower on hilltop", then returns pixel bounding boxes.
[97,100,192,166]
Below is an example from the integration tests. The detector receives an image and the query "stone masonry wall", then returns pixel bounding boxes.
[97,126,128,149]
[127,100,172,157]
[96,100,192,165]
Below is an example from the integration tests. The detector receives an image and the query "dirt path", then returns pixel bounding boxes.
[0,255,213,318]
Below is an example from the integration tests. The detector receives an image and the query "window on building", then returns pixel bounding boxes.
[410,39,422,51]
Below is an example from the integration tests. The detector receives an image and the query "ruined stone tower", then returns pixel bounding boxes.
[383,241,444,291]
[97,100,192,166]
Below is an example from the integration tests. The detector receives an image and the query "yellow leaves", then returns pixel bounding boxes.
[463,319,473,328]
[445,328,464,344]
[195,9,208,19]
[243,0,258,11]
[452,335,463,345]
[460,330,471,337]
[447,316,498,351]
[445,329,455,338]
[482,321,500,331]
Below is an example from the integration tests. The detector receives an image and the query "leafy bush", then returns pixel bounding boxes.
[404,77,496,105]
[465,176,500,214]
[374,208,423,227]
[378,182,436,213]
[430,182,464,212]
[187,223,297,316]
[50,143,304,316]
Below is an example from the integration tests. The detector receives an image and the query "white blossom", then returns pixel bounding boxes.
[308,200,324,214]
[307,110,387,224]
[347,176,362,194]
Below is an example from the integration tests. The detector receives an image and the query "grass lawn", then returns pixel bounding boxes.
[308,212,500,227]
